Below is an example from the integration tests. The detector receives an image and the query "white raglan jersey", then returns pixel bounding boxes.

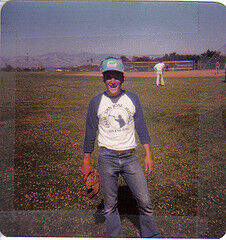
[83,90,151,152]
[154,63,165,73]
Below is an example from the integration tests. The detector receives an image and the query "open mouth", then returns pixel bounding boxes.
[108,83,118,89]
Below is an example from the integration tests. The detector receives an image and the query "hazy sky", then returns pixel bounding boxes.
[1,0,225,57]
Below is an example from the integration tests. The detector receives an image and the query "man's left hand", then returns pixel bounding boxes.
[145,155,154,175]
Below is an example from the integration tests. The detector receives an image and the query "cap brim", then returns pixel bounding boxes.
[102,68,124,73]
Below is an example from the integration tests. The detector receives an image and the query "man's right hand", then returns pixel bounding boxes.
[81,162,93,181]
[81,153,93,181]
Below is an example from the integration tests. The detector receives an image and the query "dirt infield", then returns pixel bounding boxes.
[65,69,225,78]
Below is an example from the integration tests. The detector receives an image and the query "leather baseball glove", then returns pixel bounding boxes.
[84,169,100,199]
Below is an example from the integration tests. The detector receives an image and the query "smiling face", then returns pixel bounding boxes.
[103,71,124,97]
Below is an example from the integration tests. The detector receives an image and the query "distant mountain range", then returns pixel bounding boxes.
[0,52,162,68]
[1,45,225,69]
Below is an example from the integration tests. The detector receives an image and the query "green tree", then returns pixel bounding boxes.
[120,56,130,62]
[132,56,151,62]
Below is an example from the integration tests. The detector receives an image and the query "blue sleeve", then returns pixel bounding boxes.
[126,91,151,144]
[83,94,102,153]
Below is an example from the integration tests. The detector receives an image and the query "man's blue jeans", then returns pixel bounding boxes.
[97,147,160,238]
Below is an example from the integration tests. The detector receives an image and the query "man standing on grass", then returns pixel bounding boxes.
[154,61,165,86]
[81,57,160,238]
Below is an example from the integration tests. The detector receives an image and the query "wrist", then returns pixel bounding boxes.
[83,158,91,163]
[83,153,91,163]
[83,161,91,165]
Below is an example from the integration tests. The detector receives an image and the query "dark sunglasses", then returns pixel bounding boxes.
[103,71,124,82]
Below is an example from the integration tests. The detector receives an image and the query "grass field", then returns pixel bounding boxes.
[14,71,200,213]
[8,71,224,237]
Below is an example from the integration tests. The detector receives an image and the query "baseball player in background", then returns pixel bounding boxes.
[81,57,160,238]
[215,61,220,75]
[154,61,165,86]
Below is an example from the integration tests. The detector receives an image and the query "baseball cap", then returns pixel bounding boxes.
[101,57,124,73]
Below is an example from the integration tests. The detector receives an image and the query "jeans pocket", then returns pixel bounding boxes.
[97,150,107,171]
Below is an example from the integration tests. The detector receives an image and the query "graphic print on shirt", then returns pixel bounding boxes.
[100,103,134,132]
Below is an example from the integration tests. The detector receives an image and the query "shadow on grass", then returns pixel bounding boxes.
[94,186,140,232]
